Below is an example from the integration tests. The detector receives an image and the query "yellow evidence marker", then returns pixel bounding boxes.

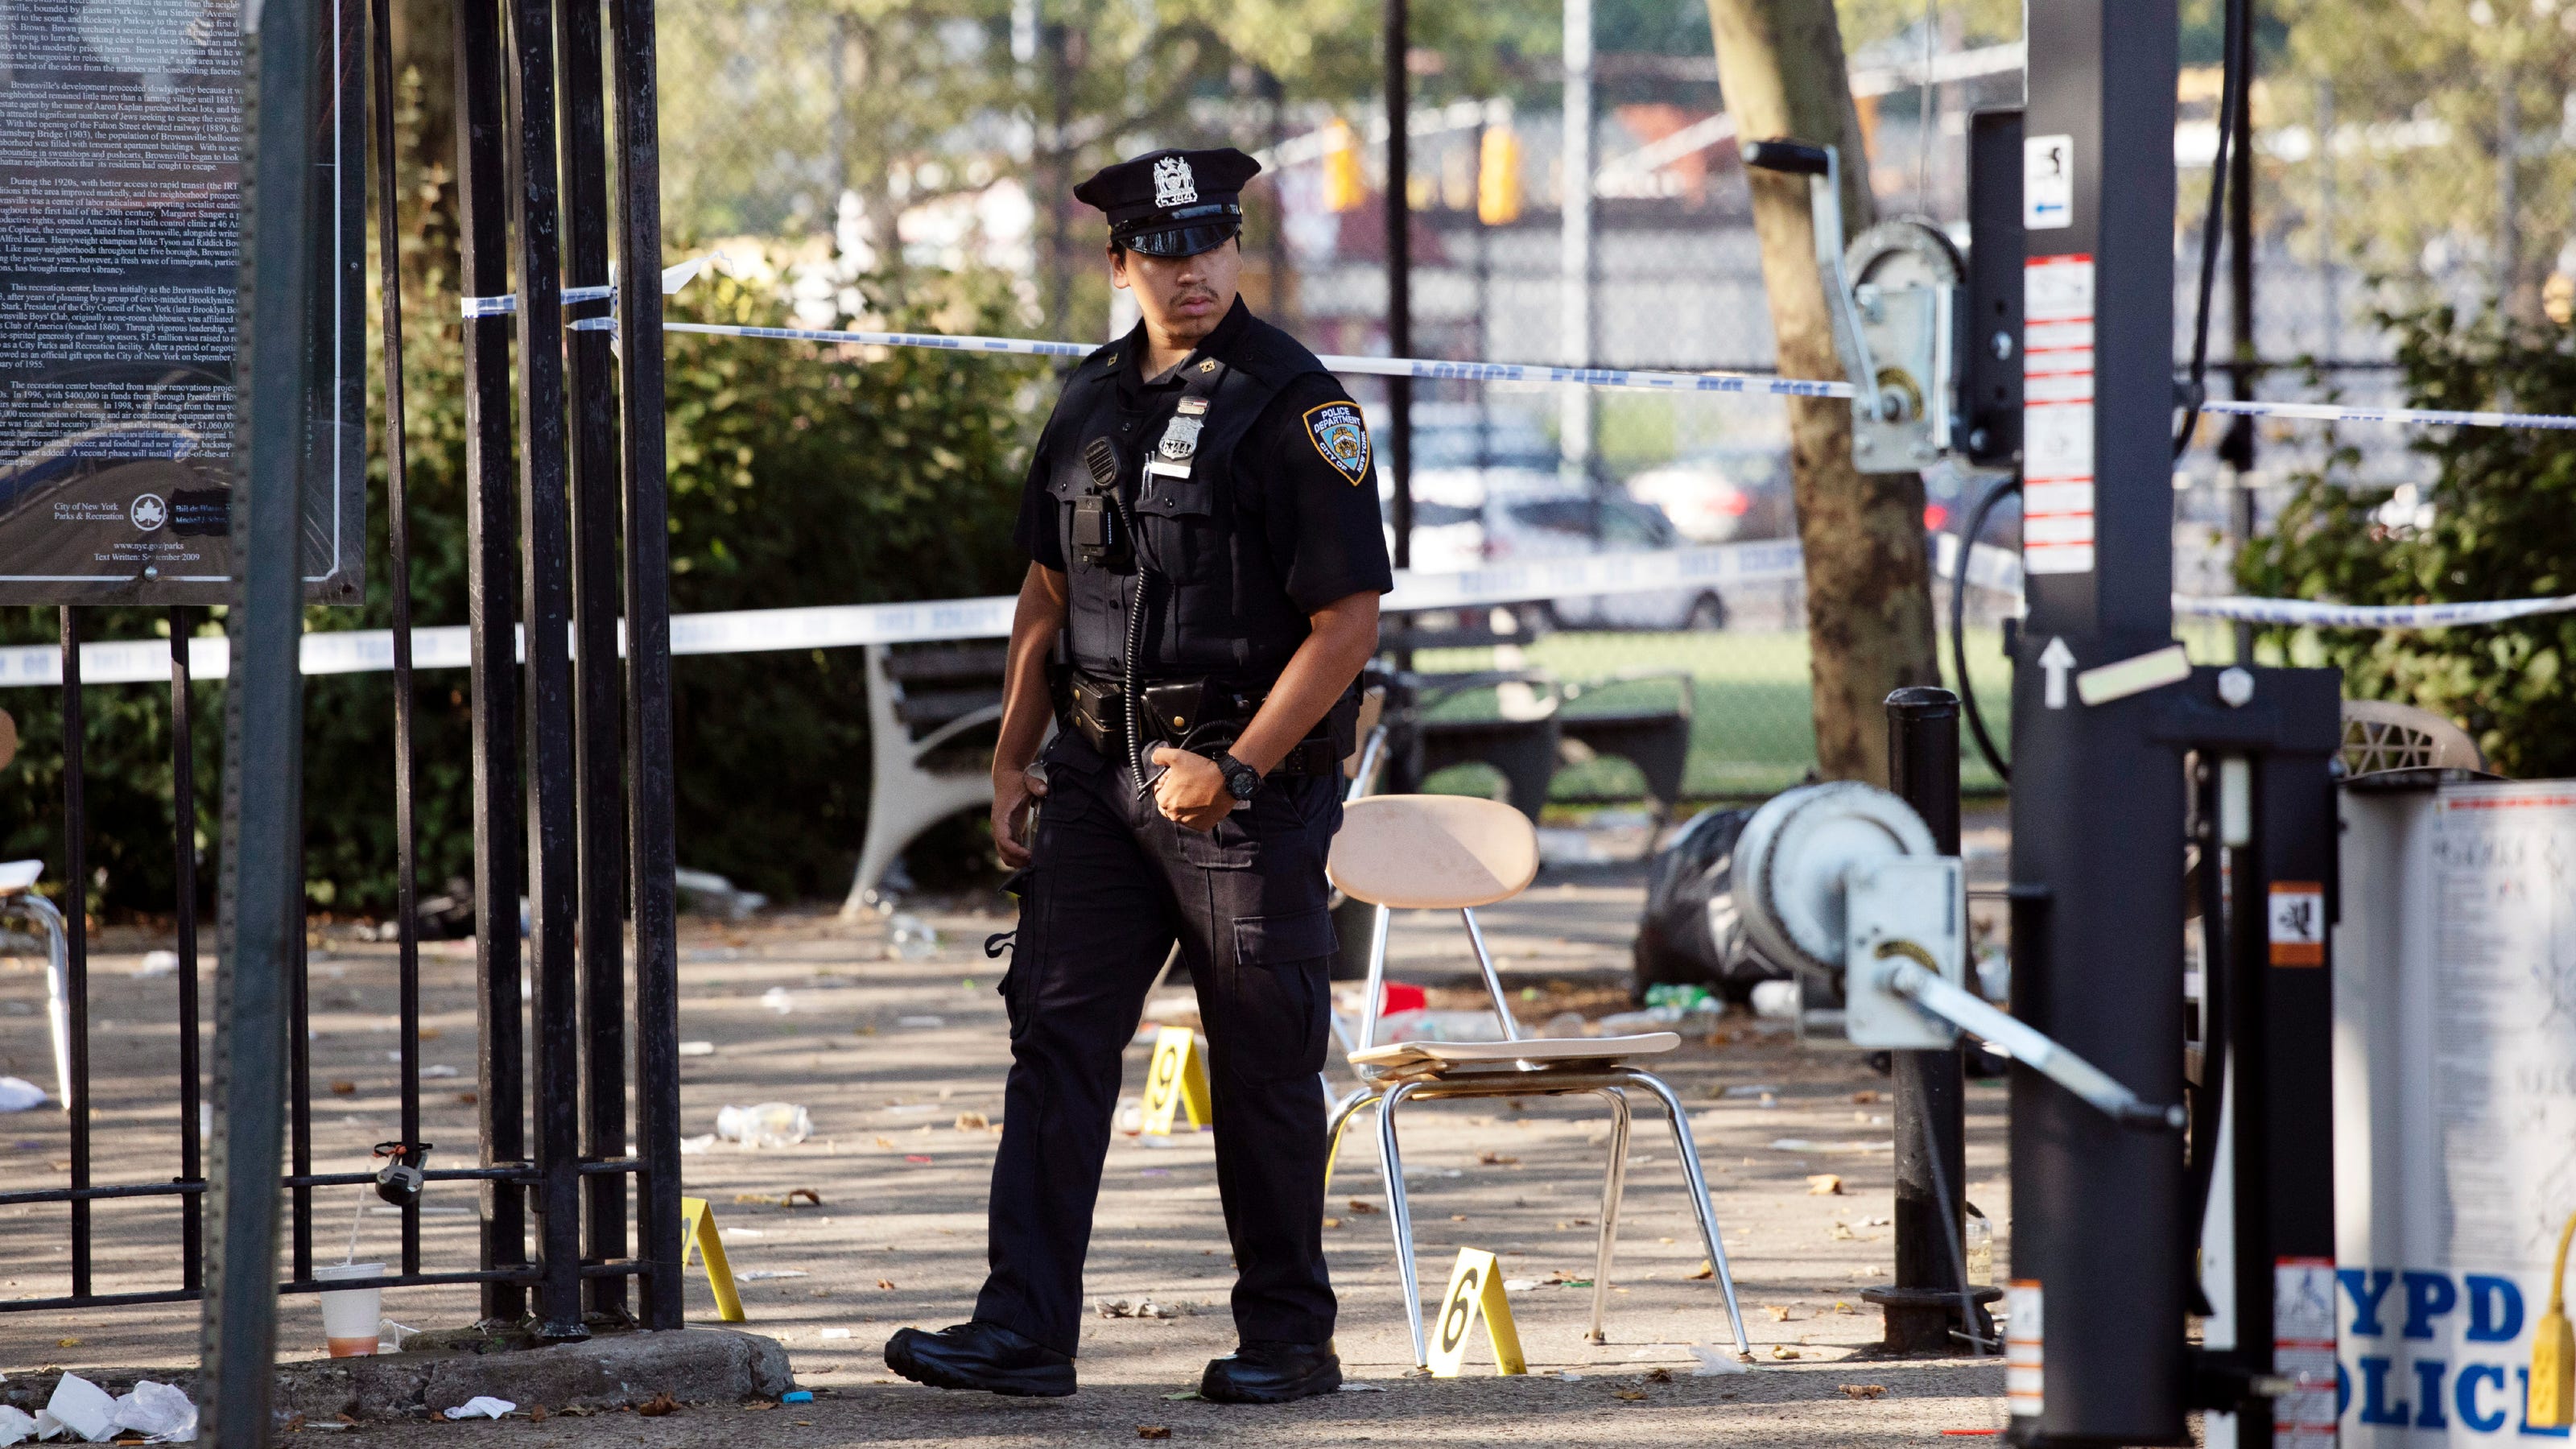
[679,1195,746,1323]
[1139,1026,1213,1135]
[1428,1248,1527,1378]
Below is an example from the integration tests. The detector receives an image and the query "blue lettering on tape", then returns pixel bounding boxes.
[2417,1360,2453,1429]
[2461,1364,2512,1433]
[2405,1270,2462,1340]
[2359,1356,2413,1426]
[2344,1268,2400,1337]
[2471,1276,2529,1343]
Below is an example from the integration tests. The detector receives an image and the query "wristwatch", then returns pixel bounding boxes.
[1215,752,1263,804]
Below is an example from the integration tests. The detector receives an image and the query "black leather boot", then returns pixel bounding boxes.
[1199,1340,1342,1404]
[883,1320,1076,1397]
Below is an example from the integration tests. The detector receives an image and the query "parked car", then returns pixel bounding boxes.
[1624,446,1796,543]
[1368,408,1727,630]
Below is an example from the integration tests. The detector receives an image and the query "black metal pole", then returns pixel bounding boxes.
[2223,0,2256,667]
[556,0,631,1326]
[2013,0,2190,1439]
[367,0,426,1281]
[290,815,312,1283]
[501,0,588,1344]
[609,0,685,1332]
[170,609,204,1292]
[1382,0,1411,573]
[200,0,323,1414]
[1870,686,1983,1354]
[60,607,89,1300]
[453,0,530,1329]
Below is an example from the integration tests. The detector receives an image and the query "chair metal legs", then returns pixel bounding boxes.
[1621,1067,1754,1360]
[1585,1088,1632,1344]
[1323,1086,1376,1195]
[1374,1080,1430,1366]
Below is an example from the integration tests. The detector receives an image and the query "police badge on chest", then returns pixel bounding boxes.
[1145,395,1208,483]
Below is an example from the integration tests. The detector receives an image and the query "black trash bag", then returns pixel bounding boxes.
[1629,806,1789,1005]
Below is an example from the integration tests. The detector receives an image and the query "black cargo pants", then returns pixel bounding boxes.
[972,729,1340,1356]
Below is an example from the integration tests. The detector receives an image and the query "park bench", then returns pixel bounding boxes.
[838,641,1009,914]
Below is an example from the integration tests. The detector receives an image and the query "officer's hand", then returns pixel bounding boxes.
[993,766,1049,868]
[1150,747,1234,832]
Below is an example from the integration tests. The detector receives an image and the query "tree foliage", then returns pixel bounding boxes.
[2237,303,2576,778]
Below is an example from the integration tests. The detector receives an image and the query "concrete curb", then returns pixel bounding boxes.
[2,1328,795,1423]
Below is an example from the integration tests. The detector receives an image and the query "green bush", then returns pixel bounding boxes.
[2237,303,2576,778]
[1,244,1043,919]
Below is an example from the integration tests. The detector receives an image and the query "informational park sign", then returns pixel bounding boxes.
[0,0,364,605]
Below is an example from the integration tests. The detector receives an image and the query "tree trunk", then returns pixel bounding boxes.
[1704,0,1939,788]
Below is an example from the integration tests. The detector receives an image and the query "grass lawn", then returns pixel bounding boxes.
[1414,628,2013,804]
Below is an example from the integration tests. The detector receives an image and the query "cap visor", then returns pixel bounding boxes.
[1124,223,1238,258]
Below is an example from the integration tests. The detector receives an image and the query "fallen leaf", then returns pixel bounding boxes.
[1765,1305,1793,1321]
[954,1111,989,1131]
[335,1414,357,1426]
[1476,1150,1520,1166]
[1688,1261,1715,1280]
[1322,1216,1343,1228]
[876,1137,895,1150]
[1841,1384,1889,1400]
[1347,1199,1378,1215]
[1770,1345,1801,1360]
[329,1080,357,1096]
[1450,1214,1468,1223]
[282,1414,305,1433]
[1828,1222,1857,1241]
[741,1403,778,1413]
[1806,1174,1844,1195]
[419,1026,442,1040]
[455,1091,478,1104]
[637,1393,679,1417]
[1613,1389,1648,1402]
[1137,1428,1172,1441]
[1833,1301,1859,1315]
[529,1406,549,1422]
[56,1337,80,1348]
[1850,1091,1880,1104]
[876,1279,896,1290]
[1645,1368,1674,1384]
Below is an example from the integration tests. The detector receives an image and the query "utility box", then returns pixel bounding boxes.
[2336,774,2576,1446]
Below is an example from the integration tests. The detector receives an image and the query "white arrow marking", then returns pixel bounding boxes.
[2039,637,2075,710]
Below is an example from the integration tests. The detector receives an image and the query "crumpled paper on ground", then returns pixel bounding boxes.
[443,1397,516,1420]
[0,1406,35,1447]
[110,1382,197,1443]
[31,1376,199,1444]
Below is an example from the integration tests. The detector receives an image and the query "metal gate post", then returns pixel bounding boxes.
[607,0,687,1331]
[500,0,590,1344]
[60,608,89,1300]
[453,0,530,1329]
[556,0,633,1327]
[200,0,325,1419]
[2009,0,2190,1441]
[170,609,205,1291]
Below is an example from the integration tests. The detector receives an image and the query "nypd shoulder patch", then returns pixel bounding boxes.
[1303,402,1371,485]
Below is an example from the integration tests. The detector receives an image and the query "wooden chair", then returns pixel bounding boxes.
[1324,794,1754,1368]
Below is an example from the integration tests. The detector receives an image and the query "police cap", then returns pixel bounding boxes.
[1074,147,1261,258]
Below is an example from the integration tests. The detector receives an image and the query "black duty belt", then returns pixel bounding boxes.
[1063,670,1341,776]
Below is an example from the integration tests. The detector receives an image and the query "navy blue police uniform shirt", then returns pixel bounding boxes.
[1012,300,1394,625]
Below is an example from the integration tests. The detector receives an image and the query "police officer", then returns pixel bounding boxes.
[884,147,1389,1404]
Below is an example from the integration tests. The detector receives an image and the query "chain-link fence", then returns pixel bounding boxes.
[650,2,2558,813]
